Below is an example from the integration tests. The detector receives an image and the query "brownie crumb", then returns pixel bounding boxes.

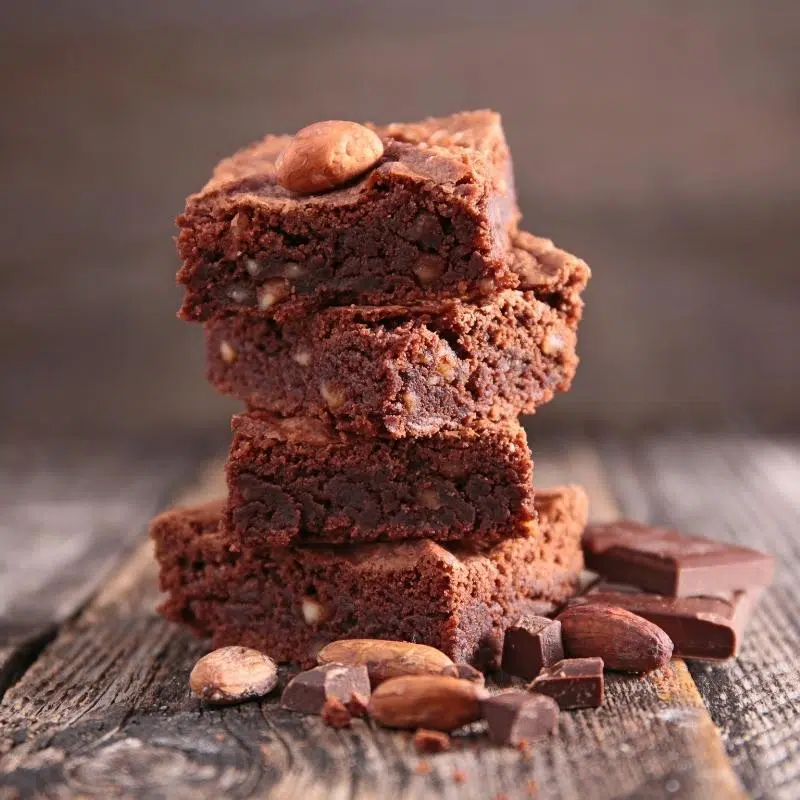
[321,697,351,729]
[452,769,467,784]
[527,780,539,796]
[415,761,432,776]
[413,728,452,754]
[346,691,370,718]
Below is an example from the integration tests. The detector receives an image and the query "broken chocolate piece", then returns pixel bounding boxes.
[280,663,370,714]
[440,664,485,686]
[529,657,604,709]
[482,691,559,746]
[582,520,774,597]
[501,616,564,680]
[569,581,761,661]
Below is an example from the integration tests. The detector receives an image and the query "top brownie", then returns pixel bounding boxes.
[176,110,520,321]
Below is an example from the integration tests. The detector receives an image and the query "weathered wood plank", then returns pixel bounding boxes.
[0,443,199,698]
[0,443,745,799]
[601,436,800,800]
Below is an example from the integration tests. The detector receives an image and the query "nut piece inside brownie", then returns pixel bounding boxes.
[176,110,522,320]
[150,485,586,668]
[225,412,537,547]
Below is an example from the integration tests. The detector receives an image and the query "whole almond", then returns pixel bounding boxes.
[276,121,384,194]
[189,646,278,704]
[317,639,453,686]
[557,605,673,673]
[368,675,488,731]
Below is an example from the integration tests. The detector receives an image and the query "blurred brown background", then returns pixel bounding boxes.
[1,0,798,442]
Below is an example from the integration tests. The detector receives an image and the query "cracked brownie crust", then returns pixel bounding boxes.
[206,288,578,439]
[151,485,586,668]
[225,412,537,547]
[176,111,522,321]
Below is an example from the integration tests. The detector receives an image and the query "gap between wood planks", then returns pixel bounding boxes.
[0,439,756,799]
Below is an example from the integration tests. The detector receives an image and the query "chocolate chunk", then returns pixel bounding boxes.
[482,691,559,746]
[501,616,564,680]
[529,657,604,709]
[413,728,451,754]
[440,663,485,686]
[582,520,774,596]
[569,581,761,661]
[280,663,370,714]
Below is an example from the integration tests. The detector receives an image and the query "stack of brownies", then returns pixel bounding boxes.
[152,111,592,668]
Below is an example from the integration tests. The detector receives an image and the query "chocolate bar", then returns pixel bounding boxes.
[582,520,774,596]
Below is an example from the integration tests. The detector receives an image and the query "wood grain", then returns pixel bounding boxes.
[602,436,800,799]
[0,444,197,700]
[0,442,749,799]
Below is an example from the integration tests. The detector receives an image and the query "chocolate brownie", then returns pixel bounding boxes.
[206,288,578,438]
[534,484,590,567]
[510,230,590,330]
[150,489,585,668]
[176,110,523,321]
[225,412,536,546]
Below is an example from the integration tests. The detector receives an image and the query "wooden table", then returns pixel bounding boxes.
[1,436,798,799]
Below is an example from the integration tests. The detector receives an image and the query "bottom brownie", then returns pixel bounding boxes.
[151,485,587,668]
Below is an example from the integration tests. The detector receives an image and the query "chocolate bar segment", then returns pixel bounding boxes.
[568,581,761,661]
[582,520,774,596]
[529,657,604,709]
